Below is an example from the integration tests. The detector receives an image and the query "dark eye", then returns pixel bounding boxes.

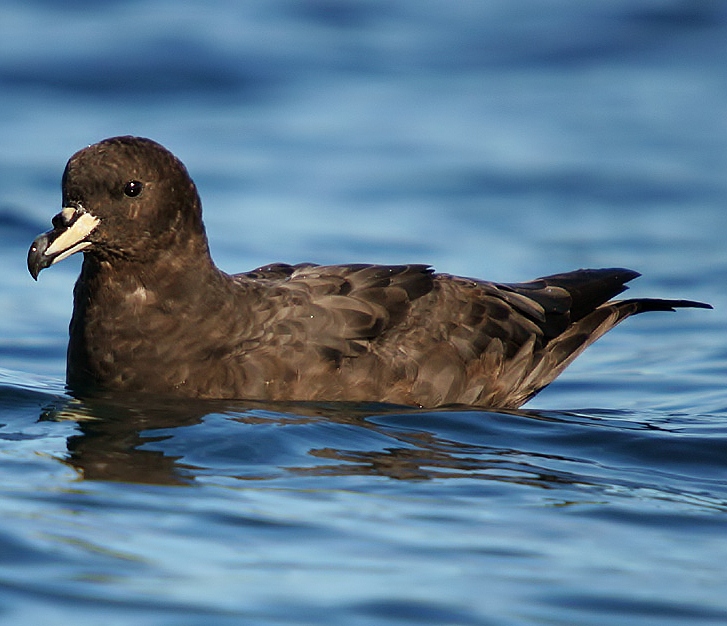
[123,180,143,197]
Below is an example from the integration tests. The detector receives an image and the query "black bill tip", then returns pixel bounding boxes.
[28,233,51,280]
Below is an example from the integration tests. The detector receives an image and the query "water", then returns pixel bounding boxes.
[1,1,726,624]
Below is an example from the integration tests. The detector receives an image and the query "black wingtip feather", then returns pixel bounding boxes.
[629,298,713,313]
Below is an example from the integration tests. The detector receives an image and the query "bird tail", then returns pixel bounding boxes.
[512,297,711,407]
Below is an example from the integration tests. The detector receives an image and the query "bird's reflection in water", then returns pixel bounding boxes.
[42,393,210,484]
[39,392,587,487]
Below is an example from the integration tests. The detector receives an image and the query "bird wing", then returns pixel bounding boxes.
[227,265,708,406]
[235,262,434,355]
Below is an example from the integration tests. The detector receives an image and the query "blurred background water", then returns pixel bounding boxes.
[0,1,726,624]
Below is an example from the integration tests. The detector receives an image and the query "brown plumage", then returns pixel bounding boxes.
[27,136,711,408]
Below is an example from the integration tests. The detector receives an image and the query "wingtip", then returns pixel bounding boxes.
[633,299,713,313]
[669,299,713,310]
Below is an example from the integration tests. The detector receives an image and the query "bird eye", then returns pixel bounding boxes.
[123,180,143,197]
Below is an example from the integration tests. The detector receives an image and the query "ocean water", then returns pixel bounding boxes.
[1,1,726,624]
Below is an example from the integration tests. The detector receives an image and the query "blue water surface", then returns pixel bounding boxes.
[0,1,726,625]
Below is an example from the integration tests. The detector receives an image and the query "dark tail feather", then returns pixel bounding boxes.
[531,269,712,320]
[518,295,712,406]
[537,268,641,322]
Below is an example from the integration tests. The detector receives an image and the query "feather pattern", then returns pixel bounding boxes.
[27,136,711,407]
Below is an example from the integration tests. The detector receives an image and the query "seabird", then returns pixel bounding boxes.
[27,136,711,407]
